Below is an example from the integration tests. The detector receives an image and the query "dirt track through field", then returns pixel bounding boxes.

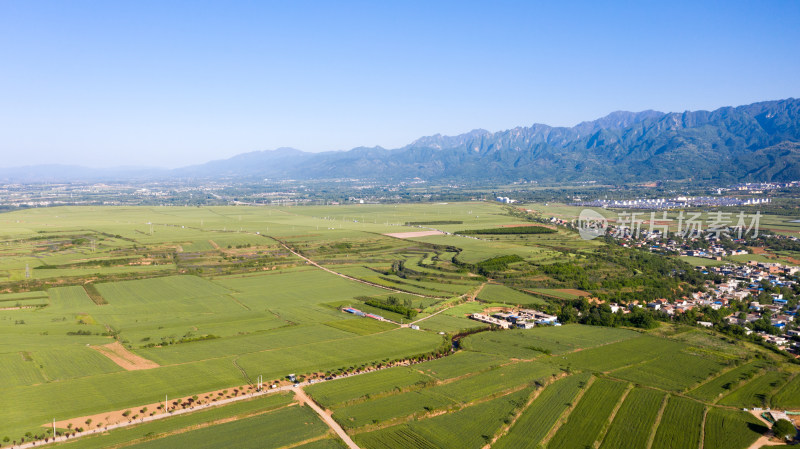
[294,388,360,449]
[271,238,431,299]
[91,341,159,370]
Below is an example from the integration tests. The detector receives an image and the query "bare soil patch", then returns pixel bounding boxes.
[91,341,159,371]
[384,230,444,239]
[557,288,591,297]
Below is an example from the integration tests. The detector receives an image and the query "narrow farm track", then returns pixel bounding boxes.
[484,372,569,448]
[294,388,360,449]
[270,237,433,298]
[646,395,669,449]
[596,384,633,448]
[411,282,487,325]
[541,376,597,447]
[698,406,709,449]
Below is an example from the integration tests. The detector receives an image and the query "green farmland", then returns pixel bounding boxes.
[0,203,792,448]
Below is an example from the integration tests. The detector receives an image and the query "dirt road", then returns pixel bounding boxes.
[274,239,431,298]
[294,388,360,449]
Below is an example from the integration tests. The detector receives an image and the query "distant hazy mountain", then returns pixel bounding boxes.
[2,98,799,183]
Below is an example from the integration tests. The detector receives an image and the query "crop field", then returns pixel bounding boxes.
[53,392,296,449]
[772,373,800,408]
[0,203,790,448]
[687,360,768,402]
[599,388,665,449]
[703,407,767,449]
[462,324,639,358]
[556,334,679,372]
[305,366,433,408]
[717,369,791,408]
[611,350,729,392]
[429,361,558,403]
[493,373,591,449]
[547,378,629,449]
[416,312,485,333]
[333,390,456,429]
[399,387,531,449]
[413,351,505,380]
[355,387,531,449]
[650,396,705,449]
[477,283,545,305]
[125,402,331,449]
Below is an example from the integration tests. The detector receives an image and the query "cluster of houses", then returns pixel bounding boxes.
[470,309,560,329]
[621,260,800,356]
[571,196,770,210]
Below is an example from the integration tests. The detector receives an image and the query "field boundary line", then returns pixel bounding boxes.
[349,377,538,435]
[484,372,568,448]
[540,375,596,447]
[594,382,633,449]
[646,394,669,449]
[771,371,798,406]
[685,360,754,397]
[698,406,708,449]
[226,294,251,310]
[269,237,434,298]
[712,367,768,405]
[277,433,331,449]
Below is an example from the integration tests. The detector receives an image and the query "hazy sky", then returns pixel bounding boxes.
[1,1,799,168]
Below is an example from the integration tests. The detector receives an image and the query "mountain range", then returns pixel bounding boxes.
[4,98,800,183]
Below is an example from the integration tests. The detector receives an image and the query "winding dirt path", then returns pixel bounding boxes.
[272,238,431,298]
[294,388,359,449]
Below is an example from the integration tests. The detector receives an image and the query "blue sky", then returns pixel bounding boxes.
[1,1,798,168]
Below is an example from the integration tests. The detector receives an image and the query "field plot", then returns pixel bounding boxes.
[772,373,800,409]
[703,407,767,449]
[429,361,558,403]
[611,350,728,391]
[333,389,456,429]
[356,387,531,449]
[493,373,591,449]
[413,351,504,380]
[547,378,629,449]
[687,360,768,402]
[717,369,790,408]
[125,402,331,449]
[650,396,705,449]
[557,335,678,372]
[599,388,665,449]
[305,366,432,409]
[463,324,639,358]
[323,318,397,335]
[477,283,545,305]
[416,312,485,333]
[52,393,296,449]
[403,387,531,449]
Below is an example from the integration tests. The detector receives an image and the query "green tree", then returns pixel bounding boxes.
[773,419,796,439]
